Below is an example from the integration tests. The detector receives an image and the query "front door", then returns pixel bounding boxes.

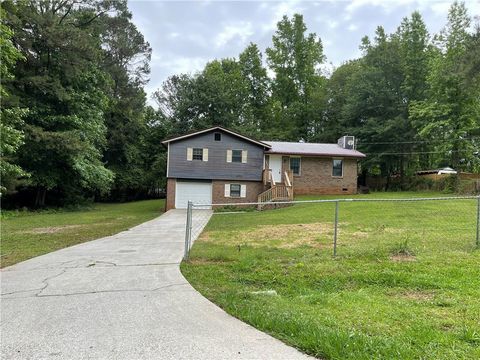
[269,155,282,183]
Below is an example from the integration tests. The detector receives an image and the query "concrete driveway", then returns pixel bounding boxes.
[1,210,309,359]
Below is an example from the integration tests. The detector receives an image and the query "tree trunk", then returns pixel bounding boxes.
[35,187,46,207]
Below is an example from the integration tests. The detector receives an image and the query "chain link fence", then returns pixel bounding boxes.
[184,196,480,260]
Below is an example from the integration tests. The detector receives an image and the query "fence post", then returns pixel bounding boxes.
[476,196,480,248]
[333,200,339,257]
[188,201,193,251]
[184,201,192,260]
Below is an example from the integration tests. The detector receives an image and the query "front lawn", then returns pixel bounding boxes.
[1,199,164,268]
[182,192,480,359]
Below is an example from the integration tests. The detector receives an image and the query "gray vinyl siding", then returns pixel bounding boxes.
[168,130,265,181]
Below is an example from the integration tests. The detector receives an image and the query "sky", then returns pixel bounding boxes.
[128,0,480,105]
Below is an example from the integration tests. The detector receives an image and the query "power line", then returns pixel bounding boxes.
[363,149,478,156]
[357,138,479,145]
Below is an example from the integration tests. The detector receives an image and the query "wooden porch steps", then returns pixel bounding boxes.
[257,169,294,210]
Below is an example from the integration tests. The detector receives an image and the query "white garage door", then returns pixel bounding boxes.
[175,180,212,209]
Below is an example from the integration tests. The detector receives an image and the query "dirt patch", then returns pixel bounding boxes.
[440,323,454,331]
[95,222,115,226]
[20,225,83,234]
[390,254,417,262]
[384,227,407,234]
[352,231,369,238]
[18,221,118,235]
[395,290,434,301]
[200,223,334,249]
[116,216,135,220]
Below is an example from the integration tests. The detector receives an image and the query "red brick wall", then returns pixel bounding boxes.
[165,178,176,211]
[288,157,358,195]
[212,180,265,205]
[166,178,264,209]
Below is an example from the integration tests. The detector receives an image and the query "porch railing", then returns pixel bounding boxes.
[262,168,294,186]
[257,184,294,207]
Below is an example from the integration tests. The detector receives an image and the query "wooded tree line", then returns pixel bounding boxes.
[1,1,479,207]
[1,0,167,206]
[155,1,479,182]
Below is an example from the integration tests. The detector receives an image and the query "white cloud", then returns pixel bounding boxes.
[153,54,208,77]
[347,23,359,31]
[214,21,254,48]
[327,19,339,29]
[260,0,304,33]
[186,32,210,48]
[428,2,450,16]
[345,0,479,19]
[346,0,417,14]
[428,0,480,19]
[144,54,209,105]
[129,0,480,107]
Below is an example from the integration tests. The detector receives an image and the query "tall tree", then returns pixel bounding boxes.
[460,23,480,86]
[238,43,272,137]
[154,73,198,135]
[154,53,267,138]
[397,11,432,169]
[325,21,432,186]
[323,60,363,142]
[2,0,119,206]
[410,1,479,171]
[398,11,430,104]
[266,14,326,140]
[0,15,28,195]
[338,27,412,181]
[193,58,247,130]
[97,4,153,200]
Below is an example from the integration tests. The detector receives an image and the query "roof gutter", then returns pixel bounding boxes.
[265,151,366,158]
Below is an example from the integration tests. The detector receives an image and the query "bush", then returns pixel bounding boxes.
[367,174,478,195]
[431,174,459,193]
[457,179,480,195]
[404,177,435,191]
[386,176,435,192]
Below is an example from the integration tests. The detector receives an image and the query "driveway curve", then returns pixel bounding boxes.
[1,210,310,359]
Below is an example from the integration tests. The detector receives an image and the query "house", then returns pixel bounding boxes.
[162,126,366,210]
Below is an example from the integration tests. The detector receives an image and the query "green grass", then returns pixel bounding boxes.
[182,192,480,360]
[1,199,164,268]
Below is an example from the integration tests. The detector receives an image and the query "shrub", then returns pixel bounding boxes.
[387,176,435,192]
[457,179,480,195]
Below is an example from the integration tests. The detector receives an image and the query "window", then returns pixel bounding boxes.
[192,148,203,161]
[232,149,242,163]
[227,149,247,163]
[230,184,241,197]
[332,159,343,177]
[290,157,301,175]
[214,132,221,141]
[225,183,246,198]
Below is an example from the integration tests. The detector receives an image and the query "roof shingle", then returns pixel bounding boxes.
[263,141,366,158]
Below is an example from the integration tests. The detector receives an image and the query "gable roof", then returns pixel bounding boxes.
[162,126,271,148]
[162,127,366,158]
[263,141,366,158]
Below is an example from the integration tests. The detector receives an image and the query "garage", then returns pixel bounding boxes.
[175,180,212,209]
